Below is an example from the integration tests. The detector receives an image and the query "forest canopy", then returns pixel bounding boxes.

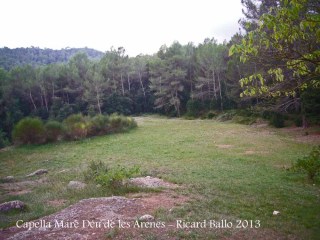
[0,0,319,145]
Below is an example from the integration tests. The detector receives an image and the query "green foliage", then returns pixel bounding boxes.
[232,115,256,125]
[87,115,110,136]
[83,160,109,182]
[84,161,140,188]
[45,121,65,142]
[261,110,274,120]
[230,0,320,97]
[216,110,237,122]
[269,112,285,128]
[63,114,88,140]
[207,111,217,119]
[109,114,137,133]
[301,87,320,124]
[96,165,140,188]
[0,47,104,70]
[9,114,137,145]
[186,100,204,118]
[294,116,303,127]
[261,110,286,128]
[293,146,320,181]
[12,117,45,145]
[0,129,9,148]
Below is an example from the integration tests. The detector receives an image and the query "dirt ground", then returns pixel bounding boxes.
[0,177,189,240]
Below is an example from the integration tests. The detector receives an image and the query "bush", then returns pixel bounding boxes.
[216,110,237,122]
[186,100,204,118]
[87,115,110,136]
[207,111,217,119]
[45,121,65,142]
[12,117,45,145]
[269,112,285,128]
[63,114,88,140]
[232,115,256,125]
[0,129,9,148]
[293,146,320,181]
[84,160,109,181]
[294,116,303,127]
[84,161,140,188]
[109,114,137,133]
[96,165,140,188]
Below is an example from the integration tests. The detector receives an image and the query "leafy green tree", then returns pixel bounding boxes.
[230,0,320,97]
[84,62,105,114]
[194,39,228,110]
[150,42,188,116]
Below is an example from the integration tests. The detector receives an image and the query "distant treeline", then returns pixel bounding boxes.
[0,47,104,70]
[0,0,319,146]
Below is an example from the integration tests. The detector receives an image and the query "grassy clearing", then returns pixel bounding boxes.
[0,116,319,239]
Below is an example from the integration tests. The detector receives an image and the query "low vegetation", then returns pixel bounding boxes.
[84,161,140,188]
[12,117,46,145]
[293,146,320,181]
[11,114,137,145]
[0,117,319,239]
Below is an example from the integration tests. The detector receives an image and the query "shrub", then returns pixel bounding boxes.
[96,165,140,188]
[207,111,217,119]
[84,161,140,188]
[12,117,45,145]
[186,100,203,118]
[232,115,256,125]
[84,160,109,181]
[63,114,88,140]
[261,110,274,120]
[269,112,285,128]
[0,129,9,148]
[293,146,320,181]
[109,114,137,133]
[216,110,237,122]
[294,116,303,127]
[45,121,65,142]
[87,115,110,136]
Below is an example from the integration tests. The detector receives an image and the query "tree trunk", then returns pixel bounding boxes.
[127,73,131,92]
[217,71,223,111]
[52,81,55,97]
[212,68,217,101]
[174,90,180,117]
[95,86,102,115]
[139,71,146,100]
[301,101,308,129]
[44,94,49,112]
[120,73,125,96]
[29,90,37,111]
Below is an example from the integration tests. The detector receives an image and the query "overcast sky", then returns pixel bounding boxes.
[0,0,243,56]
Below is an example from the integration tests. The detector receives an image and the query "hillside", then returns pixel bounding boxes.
[0,47,104,70]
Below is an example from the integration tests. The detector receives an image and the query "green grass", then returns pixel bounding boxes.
[0,116,319,239]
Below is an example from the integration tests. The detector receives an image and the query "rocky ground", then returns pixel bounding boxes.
[0,176,188,240]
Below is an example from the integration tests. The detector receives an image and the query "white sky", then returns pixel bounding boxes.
[0,0,243,56]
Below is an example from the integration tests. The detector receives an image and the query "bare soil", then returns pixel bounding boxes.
[0,177,189,240]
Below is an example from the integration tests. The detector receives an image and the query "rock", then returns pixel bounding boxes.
[0,200,26,212]
[273,210,280,215]
[129,176,177,188]
[26,169,48,177]
[139,214,154,221]
[4,176,14,181]
[67,181,86,190]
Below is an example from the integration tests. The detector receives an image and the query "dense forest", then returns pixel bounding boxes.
[0,47,104,70]
[0,0,319,145]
